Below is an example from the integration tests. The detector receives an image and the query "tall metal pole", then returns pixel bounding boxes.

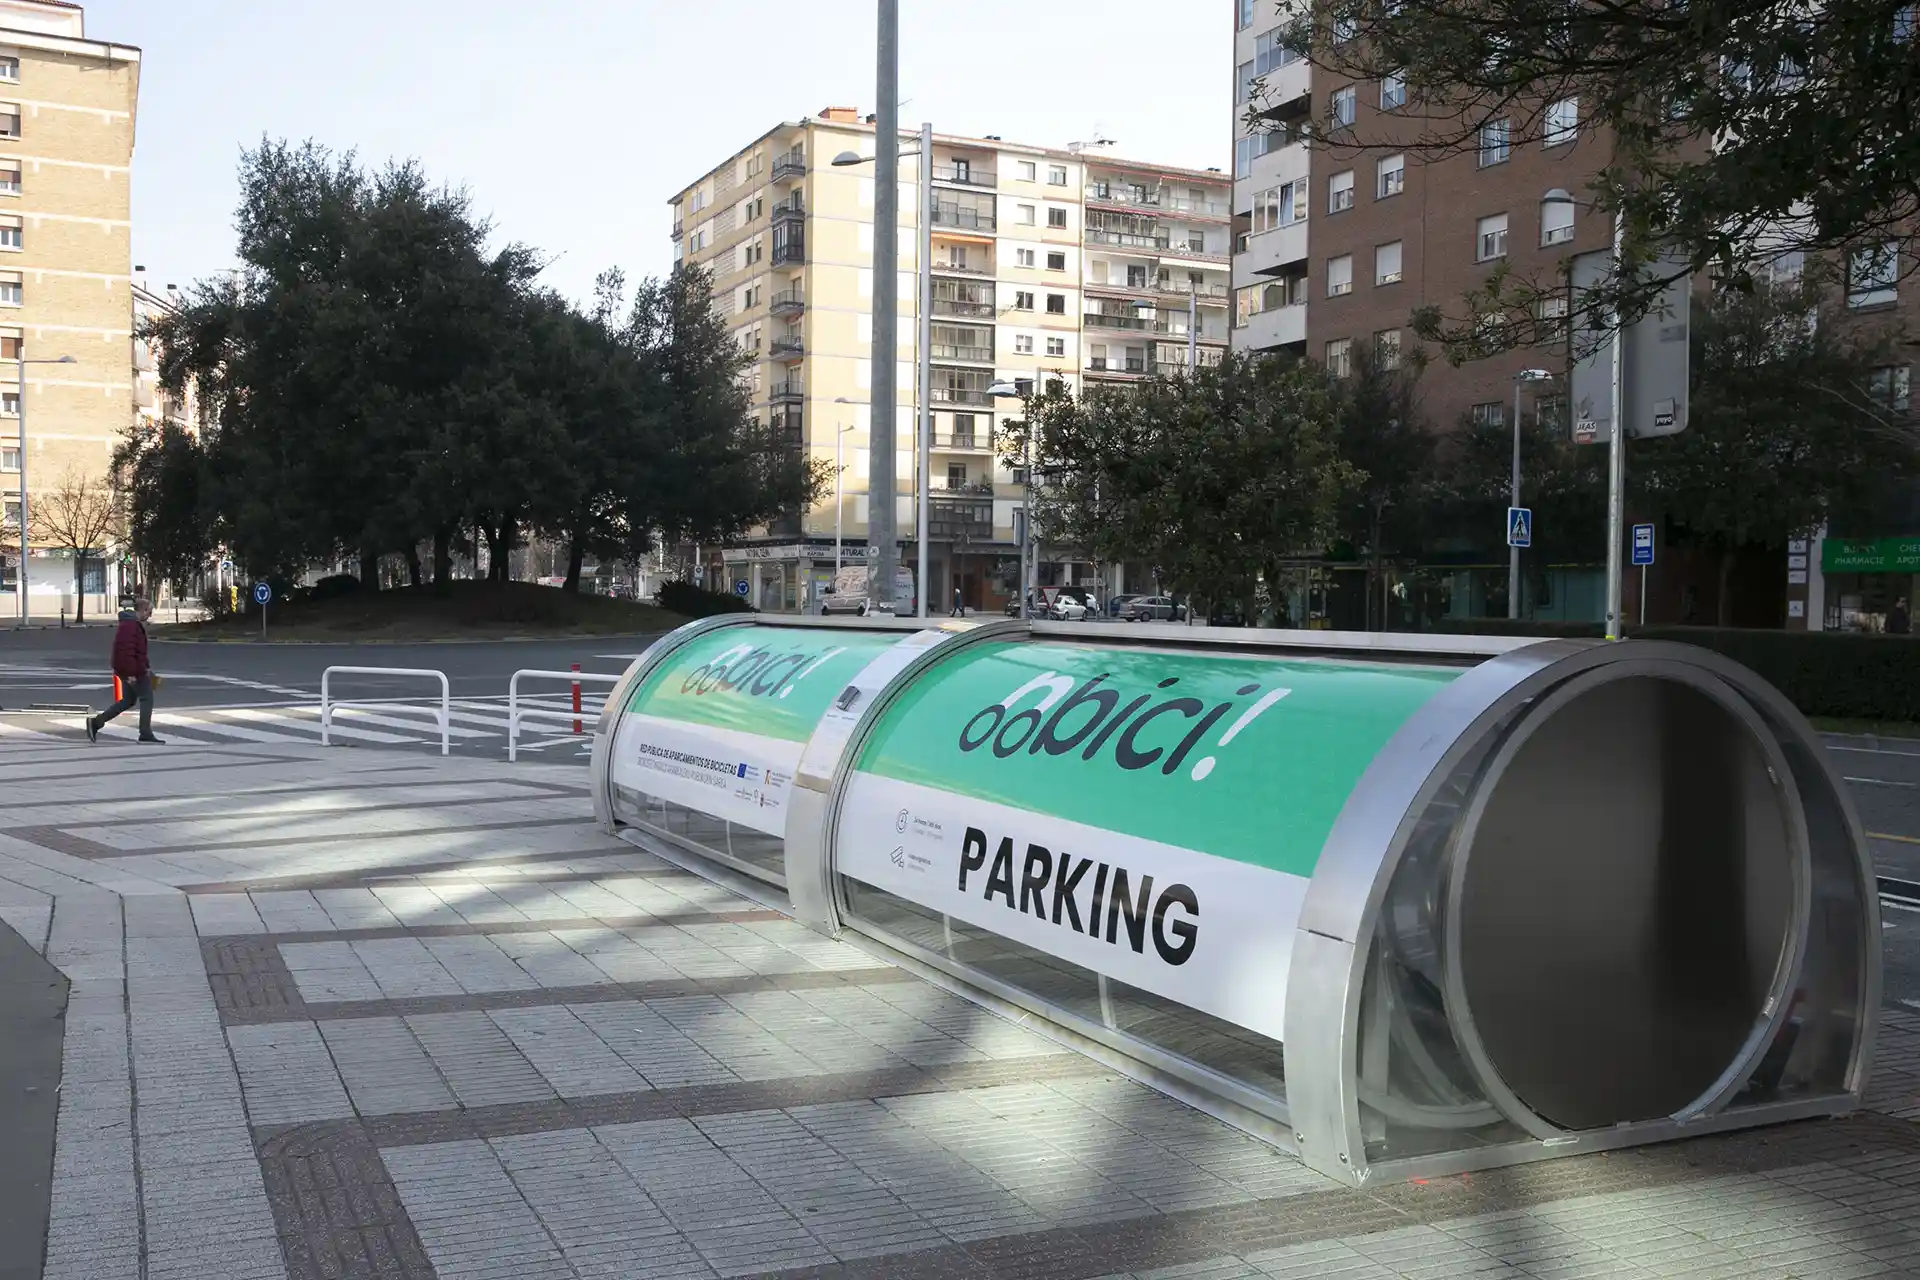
[1509,380,1522,620]
[1604,211,1627,641]
[14,355,24,626]
[1025,384,1039,617]
[1187,284,1198,369]
[915,120,932,619]
[869,0,900,613]
[834,424,845,576]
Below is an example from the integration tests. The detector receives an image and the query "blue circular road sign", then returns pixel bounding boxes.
[733,579,750,597]
[252,581,272,605]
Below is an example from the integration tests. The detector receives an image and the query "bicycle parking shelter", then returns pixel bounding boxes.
[590,614,1880,1185]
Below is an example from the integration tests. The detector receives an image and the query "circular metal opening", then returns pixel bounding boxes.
[1448,671,1803,1132]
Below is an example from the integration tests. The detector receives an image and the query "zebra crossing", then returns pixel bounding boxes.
[0,694,608,762]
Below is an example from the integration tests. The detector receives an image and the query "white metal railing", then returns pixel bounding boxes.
[321,666,451,756]
[509,669,620,762]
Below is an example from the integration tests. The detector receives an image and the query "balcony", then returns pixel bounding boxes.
[771,193,804,222]
[1156,279,1231,301]
[670,220,684,241]
[771,150,806,181]
[929,341,994,364]
[1087,187,1232,220]
[772,238,806,266]
[931,296,995,319]
[933,431,994,452]
[1165,193,1232,219]
[931,204,996,233]
[1087,356,1147,375]
[770,286,805,317]
[1158,238,1226,262]
[933,479,996,496]
[931,259,991,277]
[770,380,805,405]
[1084,312,1153,331]
[1085,228,1161,253]
[1238,301,1307,351]
[930,384,992,407]
[932,163,995,189]
[771,337,805,361]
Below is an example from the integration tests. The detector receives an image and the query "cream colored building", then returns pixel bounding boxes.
[669,109,1228,612]
[0,0,138,614]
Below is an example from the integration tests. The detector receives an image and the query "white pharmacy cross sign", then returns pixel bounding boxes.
[1507,507,1533,549]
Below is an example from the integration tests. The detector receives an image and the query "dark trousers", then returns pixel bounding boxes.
[95,675,153,737]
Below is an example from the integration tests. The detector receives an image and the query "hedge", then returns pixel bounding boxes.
[1431,620,1920,722]
[656,579,753,618]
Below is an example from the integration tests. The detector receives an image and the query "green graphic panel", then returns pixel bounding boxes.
[855,641,1458,878]
[627,627,902,743]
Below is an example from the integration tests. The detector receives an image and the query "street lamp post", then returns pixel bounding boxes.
[836,116,934,618]
[1510,368,1553,620]
[989,377,1035,617]
[13,352,75,627]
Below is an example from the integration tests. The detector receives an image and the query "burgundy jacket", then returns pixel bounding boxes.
[110,613,149,679]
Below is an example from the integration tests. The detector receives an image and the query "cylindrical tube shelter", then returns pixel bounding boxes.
[591,616,1878,1185]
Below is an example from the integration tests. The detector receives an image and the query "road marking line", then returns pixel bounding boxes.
[1871,832,1920,845]
[1846,776,1919,788]
[0,718,62,739]
[149,713,316,744]
[1883,899,1920,914]
[269,705,492,739]
[1828,744,1920,759]
[208,707,422,745]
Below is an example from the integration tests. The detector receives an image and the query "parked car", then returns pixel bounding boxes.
[1046,592,1093,622]
[1120,595,1186,622]
[1106,593,1144,619]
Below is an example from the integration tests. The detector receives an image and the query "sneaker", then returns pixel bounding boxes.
[85,718,98,743]
[137,735,164,744]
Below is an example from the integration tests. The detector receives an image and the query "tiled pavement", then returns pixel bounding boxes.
[4,737,1920,1280]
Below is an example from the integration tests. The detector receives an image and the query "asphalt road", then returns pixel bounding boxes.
[0,624,661,709]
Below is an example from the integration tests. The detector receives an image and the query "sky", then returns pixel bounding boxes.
[83,0,1235,305]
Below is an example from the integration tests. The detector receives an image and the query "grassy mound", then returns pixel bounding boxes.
[172,581,687,641]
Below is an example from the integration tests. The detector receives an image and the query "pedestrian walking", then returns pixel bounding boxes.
[951,586,964,617]
[1891,596,1911,636]
[86,596,162,743]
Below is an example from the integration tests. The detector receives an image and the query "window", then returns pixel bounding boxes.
[1471,402,1506,426]
[3,498,17,528]
[1331,87,1356,127]
[1381,72,1407,110]
[1014,290,1035,310]
[1018,203,1036,225]
[1537,395,1567,429]
[1011,333,1033,356]
[1849,242,1899,307]
[1127,265,1149,288]
[1897,5,1918,40]
[0,166,18,195]
[1376,154,1404,199]
[1018,160,1037,182]
[1540,194,1575,246]
[1545,97,1579,147]
[1048,206,1068,229]
[0,219,21,251]
[0,105,19,139]
[1375,241,1403,285]
[1478,118,1511,166]
[1327,254,1353,297]
[0,274,21,306]
[1329,170,1354,212]
[1870,365,1912,411]
[0,58,17,83]
[1237,0,1256,29]
[1045,293,1066,314]
[1253,181,1308,233]
[1476,213,1509,262]
[0,334,18,359]
[1325,338,1353,376]
[1016,247,1036,268]
[1535,295,1570,342]
[1048,165,1068,186]
[1046,337,1066,358]
[1374,329,1402,370]
[1046,251,1067,271]
[1333,15,1358,42]
[0,448,16,470]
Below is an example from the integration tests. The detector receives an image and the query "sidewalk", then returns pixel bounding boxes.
[2,736,1918,1280]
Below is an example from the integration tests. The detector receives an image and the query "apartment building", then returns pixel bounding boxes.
[669,109,1230,613]
[0,0,138,612]
[1230,1,1919,630]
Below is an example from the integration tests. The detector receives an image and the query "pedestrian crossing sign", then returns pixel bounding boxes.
[1507,507,1533,548]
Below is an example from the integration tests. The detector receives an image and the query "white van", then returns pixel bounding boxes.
[820,565,915,615]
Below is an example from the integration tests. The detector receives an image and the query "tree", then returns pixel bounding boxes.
[1331,346,1441,627]
[1002,353,1357,618]
[1272,0,1920,355]
[112,421,213,599]
[1636,272,1916,622]
[29,469,124,623]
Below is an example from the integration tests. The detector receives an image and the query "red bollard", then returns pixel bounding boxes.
[571,662,582,734]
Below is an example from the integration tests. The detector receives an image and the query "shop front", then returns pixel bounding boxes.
[1821,537,1920,633]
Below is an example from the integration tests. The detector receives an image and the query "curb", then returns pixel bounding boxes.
[150,631,673,646]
